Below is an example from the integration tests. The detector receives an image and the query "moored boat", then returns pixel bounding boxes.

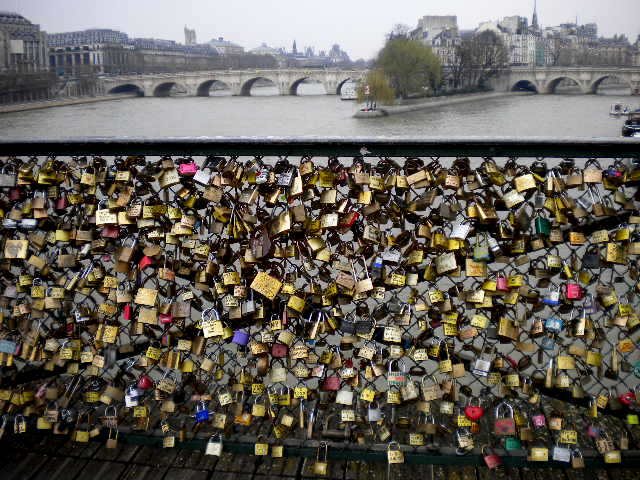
[622,110,640,137]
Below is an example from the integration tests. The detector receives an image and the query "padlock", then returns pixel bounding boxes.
[464,397,485,421]
[482,446,502,469]
[494,401,516,435]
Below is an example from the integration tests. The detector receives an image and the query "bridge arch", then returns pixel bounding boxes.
[240,76,278,96]
[108,83,145,96]
[152,82,188,97]
[289,77,309,95]
[336,77,357,95]
[589,75,633,95]
[510,79,538,93]
[196,79,232,97]
[544,76,585,94]
[288,77,329,95]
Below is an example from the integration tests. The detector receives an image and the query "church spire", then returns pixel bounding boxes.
[532,0,539,29]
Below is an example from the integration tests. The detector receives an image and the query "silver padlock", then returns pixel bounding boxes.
[367,401,383,422]
[450,220,472,240]
[552,442,571,463]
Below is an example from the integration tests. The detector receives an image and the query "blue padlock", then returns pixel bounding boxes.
[545,317,563,333]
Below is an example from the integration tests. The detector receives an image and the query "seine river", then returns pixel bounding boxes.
[0,85,634,138]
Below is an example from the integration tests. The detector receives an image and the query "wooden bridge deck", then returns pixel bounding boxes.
[1,435,639,480]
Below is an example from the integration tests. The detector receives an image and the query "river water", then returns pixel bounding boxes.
[0,86,635,138]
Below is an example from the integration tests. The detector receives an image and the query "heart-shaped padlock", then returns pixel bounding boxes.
[464,405,485,421]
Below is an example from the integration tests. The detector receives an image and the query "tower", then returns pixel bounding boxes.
[184,25,196,45]
[292,40,297,55]
[532,0,539,29]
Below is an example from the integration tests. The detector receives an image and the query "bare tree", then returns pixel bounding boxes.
[454,31,508,89]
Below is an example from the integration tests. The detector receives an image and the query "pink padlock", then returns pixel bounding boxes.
[123,304,132,321]
[565,282,584,300]
[496,273,509,292]
[179,162,198,175]
[55,195,68,210]
[532,413,546,428]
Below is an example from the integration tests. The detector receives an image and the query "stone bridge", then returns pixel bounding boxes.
[493,66,640,94]
[99,69,366,97]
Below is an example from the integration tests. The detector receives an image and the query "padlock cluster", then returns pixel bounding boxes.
[0,153,639,466]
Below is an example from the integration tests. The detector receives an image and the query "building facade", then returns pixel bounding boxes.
[0,11,48,73]
[0,11,55,104]
[208,37,245,55]
[410,15,460,67]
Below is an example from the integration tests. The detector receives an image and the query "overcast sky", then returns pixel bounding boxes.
[3,0,639,59]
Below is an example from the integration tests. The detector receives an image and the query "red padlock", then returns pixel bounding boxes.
[9,187,21,201]
[565,282,584,300]
[271,343,288,358]
[160,312,174,324]
[483,447,502,469]
[619,391,636,406]
[101,225,120,239]
[123,304,132,321]
[464,397,485,421]
[340,210,360,228]
[137,375,154,390]
[139,255,153,270]
[321,375,341,391]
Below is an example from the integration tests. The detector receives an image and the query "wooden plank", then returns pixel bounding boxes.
[31,456,88,480]
[75,441,102,459]
[279,457,302,478]
[0,452,50,480]
[344,460,359,480]
[215,452,258,474]
[75,461,127,480]
[215,474,253,480]
[177,449,219,470]
[161,468,209,480]
[519,467,537,480]
[133,445,179,466]
[120,464,169,480]
[564,468,587,480]
[93,443,140,462]
[536,469,567,480]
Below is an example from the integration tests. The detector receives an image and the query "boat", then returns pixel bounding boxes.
[340,82,357,101]
[622,110,640,137]
[610,102,631,116]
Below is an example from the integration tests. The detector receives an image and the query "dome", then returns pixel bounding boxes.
[0,11,32,25]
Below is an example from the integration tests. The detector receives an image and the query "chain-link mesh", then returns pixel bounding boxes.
[1,147,640,463]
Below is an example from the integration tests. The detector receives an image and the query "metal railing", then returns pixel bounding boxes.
[1,137,640,468]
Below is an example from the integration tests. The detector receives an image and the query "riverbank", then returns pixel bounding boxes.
[354,91,530,118]
[0,94,137,114]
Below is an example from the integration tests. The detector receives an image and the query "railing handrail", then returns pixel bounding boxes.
[1,136,639,158]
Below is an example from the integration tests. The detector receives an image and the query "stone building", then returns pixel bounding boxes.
[208,37,245,55]
[0,11,55,104]
[410,15,460,67]
[0,11,48,73]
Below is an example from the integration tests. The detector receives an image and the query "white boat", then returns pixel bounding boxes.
[610,102,630,116]
[340,82,357,101]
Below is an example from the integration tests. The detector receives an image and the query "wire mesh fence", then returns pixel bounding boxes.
[1,138,640,467]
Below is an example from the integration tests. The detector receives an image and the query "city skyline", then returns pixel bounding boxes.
[1,0,639,59]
